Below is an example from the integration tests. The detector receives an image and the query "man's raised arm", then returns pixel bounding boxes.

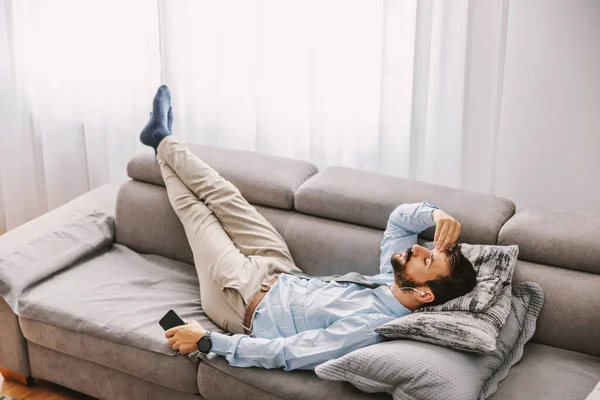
[379,201,462,275]
[380,201,438,274]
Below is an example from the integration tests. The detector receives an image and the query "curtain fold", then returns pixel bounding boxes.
[0,0,503,232]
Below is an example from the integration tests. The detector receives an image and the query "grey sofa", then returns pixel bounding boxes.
[1,143,599,400]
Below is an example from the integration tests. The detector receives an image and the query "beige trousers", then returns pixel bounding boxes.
[156,137,300,334]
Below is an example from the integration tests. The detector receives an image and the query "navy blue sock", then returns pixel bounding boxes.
[140,85,172,151]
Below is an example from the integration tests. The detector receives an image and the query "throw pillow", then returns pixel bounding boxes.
[376,285,511,353]
[375,244,518,353]
[419,243,518,313]
[315,282,544,400]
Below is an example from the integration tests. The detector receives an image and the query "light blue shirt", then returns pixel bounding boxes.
[210,201,438,370]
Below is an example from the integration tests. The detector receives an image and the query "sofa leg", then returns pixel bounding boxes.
[0,366,35,386]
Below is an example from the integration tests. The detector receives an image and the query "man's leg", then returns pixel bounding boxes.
[159,161,257,333]
[156,136,301,303]
[141,85,299,321]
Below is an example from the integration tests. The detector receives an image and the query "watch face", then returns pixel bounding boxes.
[198,337,211,353]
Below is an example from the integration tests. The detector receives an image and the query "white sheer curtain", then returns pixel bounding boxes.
[159,0,414,174]
[0,0,161,232]
[158,0,471,187]
[0,0,500,233]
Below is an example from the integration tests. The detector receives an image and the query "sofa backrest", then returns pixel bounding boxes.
[283,166,515,276]
[126,144,319,210]
[118,146,515,275]
[117,144,318,263]
[294,167,516,246]
[499,210,600,358]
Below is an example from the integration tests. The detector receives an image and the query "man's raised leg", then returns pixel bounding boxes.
[156,136,300,275]
[158,161,264,333]
[140,85,300,308]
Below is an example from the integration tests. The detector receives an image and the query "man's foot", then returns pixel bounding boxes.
[148,105,173,132]
[140,85,172,151]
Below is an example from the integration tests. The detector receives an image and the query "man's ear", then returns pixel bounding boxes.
[415,288,435,304]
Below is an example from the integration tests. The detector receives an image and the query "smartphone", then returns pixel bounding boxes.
[159,309,186,331]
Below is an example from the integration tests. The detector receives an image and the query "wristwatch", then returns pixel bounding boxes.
[197,331,212,354]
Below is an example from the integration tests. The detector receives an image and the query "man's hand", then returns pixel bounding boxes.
[165,320,206,355]
[432,209,461,252]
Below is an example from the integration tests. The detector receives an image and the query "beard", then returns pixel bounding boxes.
[391,247,415,287]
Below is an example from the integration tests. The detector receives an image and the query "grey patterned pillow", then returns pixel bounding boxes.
[315,282,544,400]
[377,285,511,353]
[375,244,519,353]
[419,243,519,313]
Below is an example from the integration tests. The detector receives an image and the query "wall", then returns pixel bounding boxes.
[494,0,600,211]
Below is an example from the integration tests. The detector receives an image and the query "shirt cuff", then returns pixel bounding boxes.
[210,332,235,356]
[422,201,439,226]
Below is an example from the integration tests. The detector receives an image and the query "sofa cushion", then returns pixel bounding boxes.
[127,145,318,210]
[20,317,212,394]
[513,260,600,358]
[315,282,543,400]
[11,233,220,356]
[0,182,121,253]
[116,180,195,264]
[282,213,383,276]
[294,167,515,245]
[498,208,600,274]
[376,286,512,353]
[418,244,519,313]
[197,354,390,400]
[490,344,600,400]
[376,245,521,353]
[115,179,297,265]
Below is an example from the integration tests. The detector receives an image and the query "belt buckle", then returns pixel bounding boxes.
[260,279,271,292]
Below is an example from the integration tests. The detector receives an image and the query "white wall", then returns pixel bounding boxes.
[494,0,600,211]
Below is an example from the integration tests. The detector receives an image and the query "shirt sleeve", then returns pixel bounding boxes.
[379,201,438,275]
[209,314,390,371]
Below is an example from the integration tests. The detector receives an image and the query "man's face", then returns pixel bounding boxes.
[392,244,451,288]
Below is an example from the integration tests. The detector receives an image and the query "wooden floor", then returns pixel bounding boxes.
[0,373,95,400]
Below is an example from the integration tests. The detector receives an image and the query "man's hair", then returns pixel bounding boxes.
[425,243,477,306]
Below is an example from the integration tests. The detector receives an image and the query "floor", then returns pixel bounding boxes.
[0,373,94,400]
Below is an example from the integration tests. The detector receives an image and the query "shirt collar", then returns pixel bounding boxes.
[373,285,411,317]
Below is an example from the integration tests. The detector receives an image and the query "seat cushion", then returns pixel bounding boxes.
[127,145,318,210]
[197,355,390,400]
[14,241,219,355]
[20,317,204,394]
[491,343,600,400]
[15,240,224,394]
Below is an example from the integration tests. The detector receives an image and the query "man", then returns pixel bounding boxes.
[140,85,477,371]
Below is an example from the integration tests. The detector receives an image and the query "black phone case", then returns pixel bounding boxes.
[159,309,185,331]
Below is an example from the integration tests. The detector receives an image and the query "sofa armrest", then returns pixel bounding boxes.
[0,298,30,376]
